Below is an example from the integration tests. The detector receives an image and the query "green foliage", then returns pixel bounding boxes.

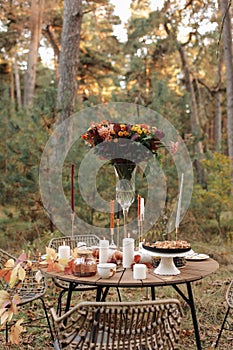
[191,152,232,234]
[0,0,232,244]
[0,100,53,229]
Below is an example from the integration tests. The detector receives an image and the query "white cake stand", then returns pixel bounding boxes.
[142,248,188,275]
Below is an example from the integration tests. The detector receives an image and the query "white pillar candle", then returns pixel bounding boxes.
[99,240,109,263]
[123,238,134,268]
[99,240,109,248]
[58,245,70,260]
[133,263,146,279]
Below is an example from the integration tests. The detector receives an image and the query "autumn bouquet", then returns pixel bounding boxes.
[81,120,166,158]
[81,120,177,180]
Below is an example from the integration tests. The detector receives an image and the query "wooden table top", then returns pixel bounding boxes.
[41,258,219,288]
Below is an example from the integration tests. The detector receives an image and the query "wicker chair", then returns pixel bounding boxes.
[0,248,53,342]
[51,299,183,350]
[48,234,100,251]
[48,235,101,315]
[215,279,233,348]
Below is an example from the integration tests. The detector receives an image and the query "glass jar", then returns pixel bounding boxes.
[72,250,97,277]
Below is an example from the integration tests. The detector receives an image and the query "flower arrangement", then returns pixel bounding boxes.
[81,120,178,179]
[81,120,166,161]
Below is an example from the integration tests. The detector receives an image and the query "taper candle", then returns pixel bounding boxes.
[137,194,141,221]
[175,173,184,231]
[110,200,114,228]
[71,163,75,212]
[140,197,144,220]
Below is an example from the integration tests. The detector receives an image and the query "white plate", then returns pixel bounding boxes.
[185,253,209,261]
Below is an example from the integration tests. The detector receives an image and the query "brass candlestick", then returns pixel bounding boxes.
[110,228,116,248]
[71,212,75,238]
[116,218,120,249]
[175,227,178,242]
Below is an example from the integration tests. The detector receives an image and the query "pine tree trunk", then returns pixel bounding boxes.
[24,0,45,109]
[14,55,22,108]
[214,52,223,152]
[56,0,83,124]
[220,0,233,163]
[215,91,222,152]
[178,45,203,155]
[177,45,205,184]
[10,63,15,107]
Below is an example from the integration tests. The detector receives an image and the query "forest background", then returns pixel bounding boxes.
[0,0,232,248]
[0,0,233,348]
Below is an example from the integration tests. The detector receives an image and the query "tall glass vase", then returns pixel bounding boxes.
[114,160,136,238]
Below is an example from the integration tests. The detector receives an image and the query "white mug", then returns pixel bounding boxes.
[97,263,116,279]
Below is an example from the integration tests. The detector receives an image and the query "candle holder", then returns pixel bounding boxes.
[110,228,116,248]
[175,173,184,239]
[71,212,75,238]
[116,219,120,249]
[138,220,142,248]
[175,227,178,242]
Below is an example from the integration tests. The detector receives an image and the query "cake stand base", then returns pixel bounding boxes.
[141,248,189,276]
[153,256,180,275]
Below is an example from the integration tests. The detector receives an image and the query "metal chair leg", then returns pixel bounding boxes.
[215,306,230,348]
[116,287,122,301]
[4,299,54,344]
[56,289,68,316]
[6,322,9,343]
[40,297,54,341]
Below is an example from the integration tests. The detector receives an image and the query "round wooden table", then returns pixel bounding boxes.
[42,258,219,350]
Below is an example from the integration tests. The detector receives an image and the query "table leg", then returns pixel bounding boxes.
[96,286,121,302]
[97,286,111,301]
[64,282,77,314]
[186,282,202,350]
[116,288,122,301]
[151,286,156,300]
[172,282,202,350]
[100,286,110,301]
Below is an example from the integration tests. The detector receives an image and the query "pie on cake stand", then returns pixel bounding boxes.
[142,240,191,275]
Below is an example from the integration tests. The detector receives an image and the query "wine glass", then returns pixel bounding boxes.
[115,177,135,238]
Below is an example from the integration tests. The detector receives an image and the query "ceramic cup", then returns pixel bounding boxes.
[97,263,117,279]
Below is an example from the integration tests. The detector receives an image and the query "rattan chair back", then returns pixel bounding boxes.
[0,248,47,304]
[215,279,233,348]
[48,234,100,251]
[226,280,233,308]
[51,299,183,350]
[48,235,101,315]
[0,248,53,341]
